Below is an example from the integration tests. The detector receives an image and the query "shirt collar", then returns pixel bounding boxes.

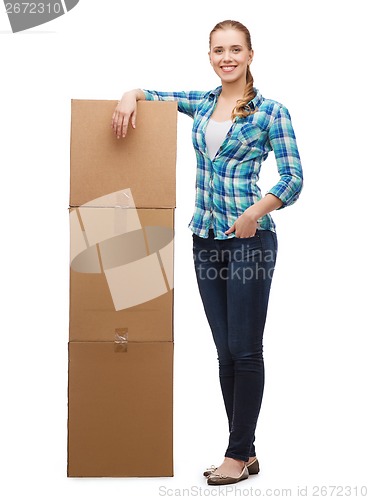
[209,86,263,110]
[250,88,263,109]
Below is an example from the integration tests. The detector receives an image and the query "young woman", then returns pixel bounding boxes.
[111,19,303,485]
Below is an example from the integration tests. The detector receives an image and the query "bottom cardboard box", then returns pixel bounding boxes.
[68,341,173,477]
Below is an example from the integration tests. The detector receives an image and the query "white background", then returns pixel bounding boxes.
[1,1,368,498]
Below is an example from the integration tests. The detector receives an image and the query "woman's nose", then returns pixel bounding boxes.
[222,51,233,62]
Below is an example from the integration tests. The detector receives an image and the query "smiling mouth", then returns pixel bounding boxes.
[221,66,237,72]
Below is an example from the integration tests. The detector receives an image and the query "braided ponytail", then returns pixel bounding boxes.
[232,65,256,120]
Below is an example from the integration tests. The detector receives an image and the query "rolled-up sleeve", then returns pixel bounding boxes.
[142,89,206,119]
[266,105,303,209]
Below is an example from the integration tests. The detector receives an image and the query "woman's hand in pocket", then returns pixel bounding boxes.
[225,212,259,238]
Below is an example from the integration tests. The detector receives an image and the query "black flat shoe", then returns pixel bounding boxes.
[203,457,260,477]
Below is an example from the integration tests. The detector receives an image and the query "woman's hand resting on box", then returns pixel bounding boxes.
[111,89,145,139]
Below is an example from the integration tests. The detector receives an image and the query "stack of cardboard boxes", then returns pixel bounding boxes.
[67,99,177,477]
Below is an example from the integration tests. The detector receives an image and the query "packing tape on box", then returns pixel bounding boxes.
[70,188,174,311]
[114,328,128,353]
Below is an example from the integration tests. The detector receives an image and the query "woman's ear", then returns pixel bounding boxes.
[208,51,213,65]
[248,49,254,65]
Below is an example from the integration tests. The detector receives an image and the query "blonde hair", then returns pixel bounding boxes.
[209,20,257,120]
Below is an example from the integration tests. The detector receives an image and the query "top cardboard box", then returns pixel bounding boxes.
[70,100,177,208]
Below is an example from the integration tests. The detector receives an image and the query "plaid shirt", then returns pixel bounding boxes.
[143,86,303,239]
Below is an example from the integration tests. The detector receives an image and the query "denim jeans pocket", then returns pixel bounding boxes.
[229,233,263,263]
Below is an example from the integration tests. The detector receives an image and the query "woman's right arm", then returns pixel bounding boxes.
[111,88,207,138]
[111,89,146,139]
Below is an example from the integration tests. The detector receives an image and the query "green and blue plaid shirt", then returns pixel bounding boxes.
[143,86,303,239]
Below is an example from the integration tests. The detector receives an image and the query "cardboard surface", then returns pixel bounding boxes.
[68,341,174,477]
[68,99,176,477]
[70,100,177,208]
[69,207,174,342]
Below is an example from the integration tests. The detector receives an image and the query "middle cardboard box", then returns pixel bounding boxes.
[69,194,174,342]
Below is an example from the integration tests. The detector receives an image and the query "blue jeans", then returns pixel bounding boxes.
[192,229,278,461]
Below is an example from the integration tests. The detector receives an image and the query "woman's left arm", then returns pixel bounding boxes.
[264,104,303,208]
[225,106,303,238]
[226,104,303,238]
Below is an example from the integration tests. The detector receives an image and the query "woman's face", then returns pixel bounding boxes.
[209,28,253,85]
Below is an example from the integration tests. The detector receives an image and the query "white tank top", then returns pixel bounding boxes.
[205,119,233,160]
